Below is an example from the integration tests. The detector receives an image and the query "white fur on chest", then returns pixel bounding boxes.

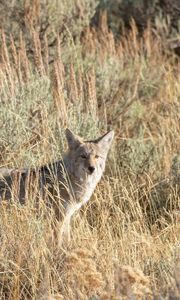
[67,166,104,216]
[59,161,105,244]
[81,173,101,205]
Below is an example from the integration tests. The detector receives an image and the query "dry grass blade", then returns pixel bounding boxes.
[32,29,46,76]
[53,60,67,126]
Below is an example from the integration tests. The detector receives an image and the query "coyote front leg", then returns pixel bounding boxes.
[58,202,83,246]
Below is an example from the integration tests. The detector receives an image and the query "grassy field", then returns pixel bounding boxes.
[0,2,180,299]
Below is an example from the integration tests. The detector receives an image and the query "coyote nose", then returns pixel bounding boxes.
[88,166,95,174]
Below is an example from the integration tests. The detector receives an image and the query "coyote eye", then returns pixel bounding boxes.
[95,155,99,159]
[80,154,87,159]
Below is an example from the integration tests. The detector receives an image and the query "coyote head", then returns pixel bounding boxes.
[64,128,114,182]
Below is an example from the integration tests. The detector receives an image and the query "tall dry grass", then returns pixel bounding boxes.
[0,12,180,299]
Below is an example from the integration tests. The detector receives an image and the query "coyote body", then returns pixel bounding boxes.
[0,129,114,240]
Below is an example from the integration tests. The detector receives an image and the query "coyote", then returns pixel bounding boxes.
[0,128,114,241]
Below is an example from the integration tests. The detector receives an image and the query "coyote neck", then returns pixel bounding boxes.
[63,154,104,204]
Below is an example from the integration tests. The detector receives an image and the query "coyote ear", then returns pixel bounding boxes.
[96,130,114,155]
[65,128,82,149]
